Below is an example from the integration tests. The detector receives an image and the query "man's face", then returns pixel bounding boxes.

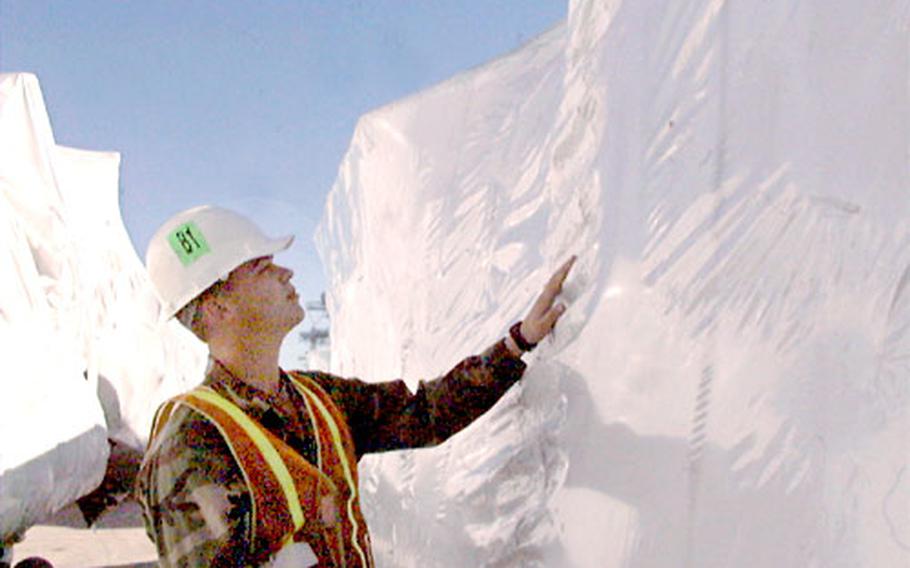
[217,255,305,335]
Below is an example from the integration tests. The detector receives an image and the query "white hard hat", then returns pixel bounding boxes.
[145,205,293,318]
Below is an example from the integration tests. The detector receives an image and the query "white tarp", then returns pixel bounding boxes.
[0,72,109,541]
[317,1,910,566]
[52,143,207,451]
[0,72,205,542]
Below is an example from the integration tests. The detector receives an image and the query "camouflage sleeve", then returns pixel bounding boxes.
[136,405,258,567]
[310,338,527,456]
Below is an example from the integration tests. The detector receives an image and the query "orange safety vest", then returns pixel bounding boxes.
[150,371,374,567]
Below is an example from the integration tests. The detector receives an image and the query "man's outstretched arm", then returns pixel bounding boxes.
[314,256,577,456]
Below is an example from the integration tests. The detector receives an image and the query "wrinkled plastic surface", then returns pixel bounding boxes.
[0,73,205,541]
[52,142,208,451]
[316,1,910,566]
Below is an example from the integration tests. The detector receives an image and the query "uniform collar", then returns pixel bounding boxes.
[203,357,289,417]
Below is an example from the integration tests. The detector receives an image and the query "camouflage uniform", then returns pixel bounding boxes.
[136,339,526,567]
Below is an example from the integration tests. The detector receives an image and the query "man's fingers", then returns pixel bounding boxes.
[553,255,577,284]
[544,303,567,329]
[520,256,575,344]
[522,303,566,344]
[547,255,576,296]
[531,255,577,316]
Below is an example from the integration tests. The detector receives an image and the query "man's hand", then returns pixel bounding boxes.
[507,255,577,355]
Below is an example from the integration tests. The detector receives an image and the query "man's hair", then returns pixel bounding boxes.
[174,279,228,342]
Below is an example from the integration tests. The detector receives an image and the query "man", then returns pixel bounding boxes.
[137,205,575,567]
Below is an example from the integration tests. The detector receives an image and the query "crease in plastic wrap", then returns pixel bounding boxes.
[316,1,910,566]
[0,73,206,542]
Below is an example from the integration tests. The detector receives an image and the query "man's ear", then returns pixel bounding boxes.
[200,292,232,329]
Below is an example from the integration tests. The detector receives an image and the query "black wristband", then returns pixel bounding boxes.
[509,321,537,352]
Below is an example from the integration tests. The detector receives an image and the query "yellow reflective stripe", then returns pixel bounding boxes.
[298,386,360,567]
[293,378,368,567]
[150,400,177,444]
[191,387,305,532]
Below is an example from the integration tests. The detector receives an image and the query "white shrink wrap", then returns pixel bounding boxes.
[52,144,207,450]
[0,72,109,541]
[0,72,206,542]
[317,1,910,566]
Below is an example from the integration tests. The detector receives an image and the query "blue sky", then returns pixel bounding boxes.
[0,1,565,361]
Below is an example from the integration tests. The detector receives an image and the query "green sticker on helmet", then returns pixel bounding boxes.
[168,221,211,266]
